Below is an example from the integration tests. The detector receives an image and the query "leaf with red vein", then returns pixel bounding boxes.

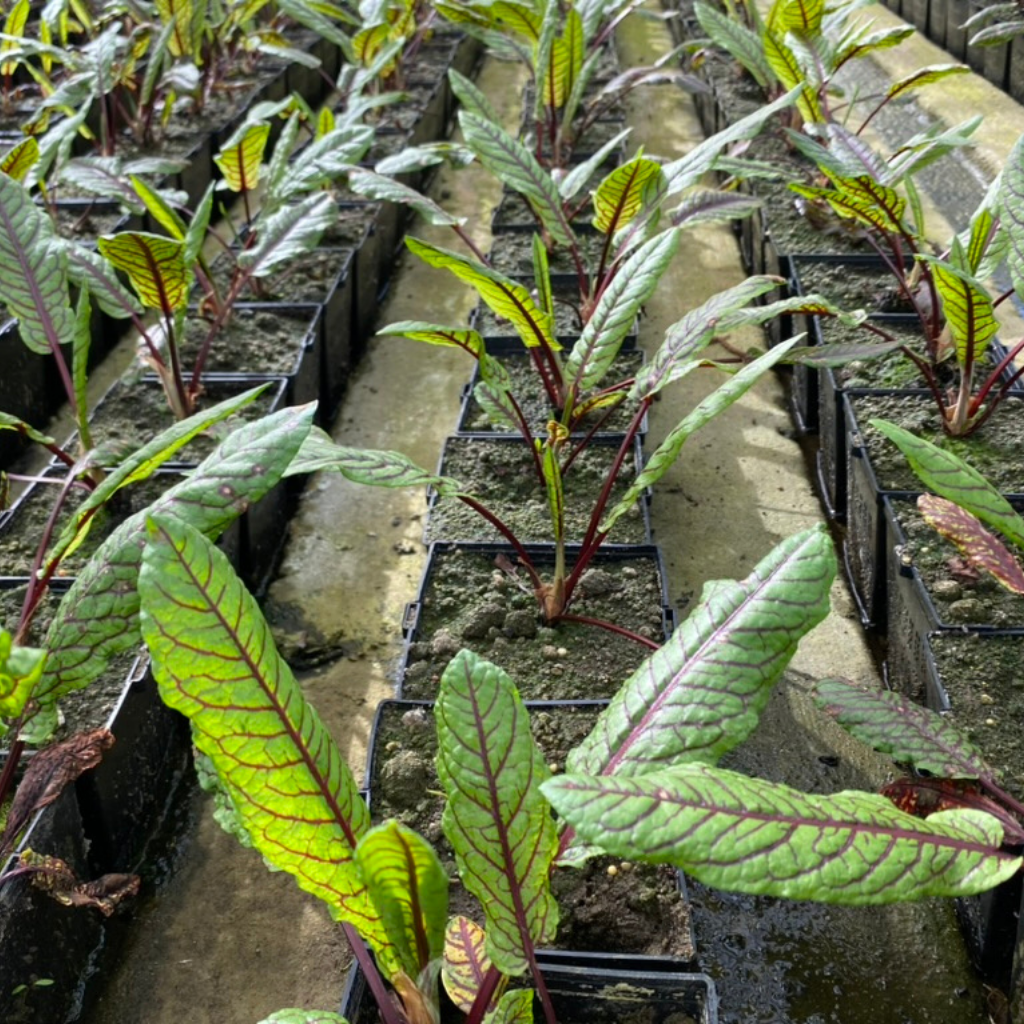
[139,515,393,970]
[214,121,271,194]
[355,820,448,980]
[568,525,834,782]
[486,989,534,1022]
[96,231,188,316]
[31,404,314,736]
[813,677,991,778]
[436,650,558,975]
[919,494,1024,593]
[542,763,1022,902]
[443,916,494,1013]
[258,1011,350,1024]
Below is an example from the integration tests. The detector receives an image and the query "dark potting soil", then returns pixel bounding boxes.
[488,231,607,279]
[523,117,630,161]
[69,377,283,464]
[425,437,648,545]
[493,188,596,229]
[321,206,372,248]
[402,547,669,701]
[180,306,315,376]
[818,320,935,391]
[929,634,1024,800]
[204,248,351,307]
[0,584,140,740]
[460,350,644,435]
[890,497,1024,629]
[51,205,125,241]
[794,260,918,314]
[852,393,1024,494]
[0,473,173,579]
[370,701,695,960]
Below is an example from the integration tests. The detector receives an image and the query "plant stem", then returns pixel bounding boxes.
[455,495,543,591]
[556,612,659,648]
[466,966,503,1024]
[341,924,408,1024]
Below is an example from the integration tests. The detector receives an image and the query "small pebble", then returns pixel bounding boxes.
[606,865,619,877]
[986,718,998,727]
[548,762,560,773]
[385,741,401,752]
[980,693,995,706]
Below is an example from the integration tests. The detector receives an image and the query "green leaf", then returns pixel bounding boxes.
[558,128,632,202]
[0,630,47,719]
[355,820,448,979]
[458,111,574,249]
[0,0,30,75]
[0,171,75,356]
[918,494,1024,594]
[917,255,997,366]
[871,419,1024,549]
[130,173,187,240]
[532,233,552,319]
[694,0,772,89]
[0,412,55,446]
[543,764,1023,901]
[379,321,485,356]
[0,136,39,182]
[443,916,493,1014]
[763,31,821,122]
[999,131,1024,300]
[257,1012,350,1024]
[283,428,463,495]
[813,677,992,779]
[139,516,392,966]
[437,651,559,975]
[448,67,500,124]
[214,121,271,193]
[96,231,189,315]
[485,990,534,1024]
[48,386,270,569]
[569,525,834,778]
[779,0,824,35]
[237,193,336,278]
[592,154,666,237]
[671,189,763,229]
[405,237,558,353]
[32,405,315,725]
[347,168,466,227]
[63,243,144,321]
[635,276,782,399]
[662,87,801,195]
[886,63,969,102]
[565,229,679,392]
[605,340,797,533]
[834,24,914,67]
[791,175,906,235]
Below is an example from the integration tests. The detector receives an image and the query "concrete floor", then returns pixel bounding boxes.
[85,6,1024,1023]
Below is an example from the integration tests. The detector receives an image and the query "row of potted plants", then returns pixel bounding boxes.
[0,8,486,1019]
[673,0,1024,1006]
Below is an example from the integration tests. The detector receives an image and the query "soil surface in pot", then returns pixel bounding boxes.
[180,305,315,377]
[426,437,649,544]
[0,584,139,740]
[794,259,917,314]
[493,186,596,229]
[820,319,942,390]
[50,204,126,241]
[402,546,669,700]
[489,230,608,279]
[203,248,352,307]
[890,497,1024,628]
[370,701,695,960]
[928,633,1024,799]
[475,287,602,338]
[321,205,372,248]
[852,392,1024,493]
[68,378,284,464]
[0,473,174,579]
[460,350,644,434]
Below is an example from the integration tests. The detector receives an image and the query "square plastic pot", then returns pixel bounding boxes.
[339,955,718,1022]
[0,318,49,470]
[0,793,103,1024]
[945,0,971,58]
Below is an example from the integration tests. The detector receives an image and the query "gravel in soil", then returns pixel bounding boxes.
[475,287,591,338]
[853,392,1024,494]
[928,633,1024,800]
[370,701,695,960]
[488,230,608,279]
[320,205,372,248]
[402,547,669,701]
[890,497,1024,628]
[426,437,648,545]
[460,351,643,435]
[794,259,918,314]
[819,319,937,390]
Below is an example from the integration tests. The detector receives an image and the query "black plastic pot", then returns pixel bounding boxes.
[0,791,104,1024]
[339,954,718,1022]
[75,653,192,875]
[0,318,49,470]
[944,0,971,59]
